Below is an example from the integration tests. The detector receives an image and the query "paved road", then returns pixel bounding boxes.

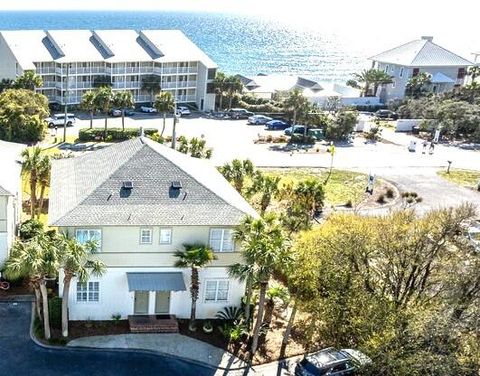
[0,301,216,376]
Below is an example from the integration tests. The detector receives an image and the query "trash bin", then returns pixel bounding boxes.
[412,126,420,135]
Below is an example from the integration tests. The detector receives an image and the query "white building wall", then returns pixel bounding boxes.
[0,195,15,268]
[60,267,245,320]
[0,35,19,80]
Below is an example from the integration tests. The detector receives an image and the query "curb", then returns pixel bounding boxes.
[28,302,251,372]
[0,294,35,302]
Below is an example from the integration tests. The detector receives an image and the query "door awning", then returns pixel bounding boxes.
[126,272,186,292]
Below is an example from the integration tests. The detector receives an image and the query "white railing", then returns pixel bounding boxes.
[37,67,56,74]
[177,81,197,88]
[139,67,152,73]
[176,95,196,102]
[55,82,64,89]
[161,82,177,89]
[135,95,151,102]
[42,81,56,88]
[75,82,93,89]
[125,67,138,74]
[162,68,178,75]
[112,82,126,89]
[125,82,140,89]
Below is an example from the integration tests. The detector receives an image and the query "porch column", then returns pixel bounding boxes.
[148,291,156,315]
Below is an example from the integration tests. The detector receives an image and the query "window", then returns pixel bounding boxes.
[205,280,229,302]
[384,65,389,73]
[140,228,152,244]
[76,281,99,302]
[159,228,172,244]
[209,228,234,252]
[75,229,102,250]
[392,80,396,88]
[413,68,420,76]
[399,67,404,78]
[207,68,217,80]
[457,68,466,79]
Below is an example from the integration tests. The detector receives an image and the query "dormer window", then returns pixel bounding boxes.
[123,181,133,190]
[171,181,182,190]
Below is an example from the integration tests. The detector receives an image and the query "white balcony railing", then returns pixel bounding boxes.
[36,67,56,74]
[42,81,56,88]
[135,95,151,102]
[176,95,196,103]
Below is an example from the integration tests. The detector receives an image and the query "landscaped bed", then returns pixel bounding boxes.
[437,168,480,189]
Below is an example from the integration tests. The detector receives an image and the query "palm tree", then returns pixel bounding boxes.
[4,232,60,340]
[247,171,281,214]
[154,91,175,136]
[113,91,134,131]
[14,71,43,91]
[294,178,325,219]
[468,66,480,82]
[94,86,114,140]
[80,91,97,129]
[283,88,310,125]
[213,72,227,110]
[22,147,49,219]
[405,72,432,98]
[219,159,255,193]
[36,156,51,218]
[141,75,162,105]
[235,214,288,360]
[368,69,393,96]
[174,244,216,324]
[228,261,255,325]
[59,236,106,337]
[224,75,243,109]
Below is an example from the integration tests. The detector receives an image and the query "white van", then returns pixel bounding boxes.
[45,113,76,128]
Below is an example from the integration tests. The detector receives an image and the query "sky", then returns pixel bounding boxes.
[0,0,478,56]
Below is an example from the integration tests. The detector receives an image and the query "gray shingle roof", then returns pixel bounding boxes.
[370,38,473,67]
[48,137,257,227]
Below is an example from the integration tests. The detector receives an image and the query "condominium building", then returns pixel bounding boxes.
[0,30,217,110]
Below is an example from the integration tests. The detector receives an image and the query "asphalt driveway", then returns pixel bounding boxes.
[0,301,216,376]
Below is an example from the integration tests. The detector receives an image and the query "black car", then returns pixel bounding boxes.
[375,109,398,120]
[265,119,290,130]
[295,347,371,376]
[226,108,254,119]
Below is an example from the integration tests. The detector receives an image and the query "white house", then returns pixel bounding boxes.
[0,140,24,273]
[0,30,217,111]
[48,137,257,328]
[370,36,473,103]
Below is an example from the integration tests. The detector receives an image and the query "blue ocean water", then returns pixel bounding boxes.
[0,11,369,82]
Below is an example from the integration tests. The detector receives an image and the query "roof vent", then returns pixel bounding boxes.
[171,181,182,190]
[123,181,133,190]
[421,36,433,42]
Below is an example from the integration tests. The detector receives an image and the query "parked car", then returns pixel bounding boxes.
[124,109,135,116]
[284,125,306,136]
[45,113,76,128]
[109,109,122,117]
[226,108,254,120]
[265,119,290,130]
[177,106,191,116]
[375,109,398,120]
[140,106,157,113]
[295,347,371,376]
[248,114,272,125]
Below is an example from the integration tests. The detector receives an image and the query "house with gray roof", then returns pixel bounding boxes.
[370,36,473,103]
[48,137,257,328]
[0,140,24,273]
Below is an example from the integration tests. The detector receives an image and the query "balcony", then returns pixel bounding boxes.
[42,81,56,88]
[112,82,126,89]
[135,95,151,102]
[177,81,197,88]
[36,67,56,74]
[75,82,94,89]
[177,95,196,103]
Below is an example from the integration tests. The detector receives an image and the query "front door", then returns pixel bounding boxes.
[155,291,170,314]
[134,291,149,314]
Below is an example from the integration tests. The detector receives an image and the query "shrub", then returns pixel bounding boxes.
[215,306,244,322]
[19,219,44,240]
[376,194,386,204]
[385,188,394,199]
[48,297,62,329]
[345,200,353,208]
[78,127,157,142]
[290,134,316,145]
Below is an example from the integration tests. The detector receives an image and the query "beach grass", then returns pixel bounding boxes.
[437,169,480,189]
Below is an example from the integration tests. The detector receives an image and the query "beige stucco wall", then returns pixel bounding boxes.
[62,225,242,267]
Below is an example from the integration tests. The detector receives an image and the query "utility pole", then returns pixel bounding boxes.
[172,98,178,149]
[63,63,69,143]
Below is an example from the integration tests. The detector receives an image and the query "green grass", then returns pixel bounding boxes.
[438,169,480,189]
[261,168,370,206]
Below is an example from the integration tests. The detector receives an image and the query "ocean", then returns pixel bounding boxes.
[0,11,371,83]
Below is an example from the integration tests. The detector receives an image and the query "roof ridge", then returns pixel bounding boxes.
[417,39,473,65]
[142,138,256,217]
[369,39,424,61]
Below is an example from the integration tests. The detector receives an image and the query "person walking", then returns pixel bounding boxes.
[429,141,435,155]
[422,140,428,154]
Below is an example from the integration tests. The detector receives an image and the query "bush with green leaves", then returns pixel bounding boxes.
[78,127,157,142]
[48,297,62,329]
[19,219,44,240]
[215,306,244,322]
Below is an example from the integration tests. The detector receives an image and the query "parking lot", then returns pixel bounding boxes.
[49,111,480,172]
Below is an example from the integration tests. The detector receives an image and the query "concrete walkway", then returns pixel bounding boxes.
[68,333,249,373]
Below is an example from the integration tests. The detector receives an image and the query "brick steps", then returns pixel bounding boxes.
[128,314,179,333]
